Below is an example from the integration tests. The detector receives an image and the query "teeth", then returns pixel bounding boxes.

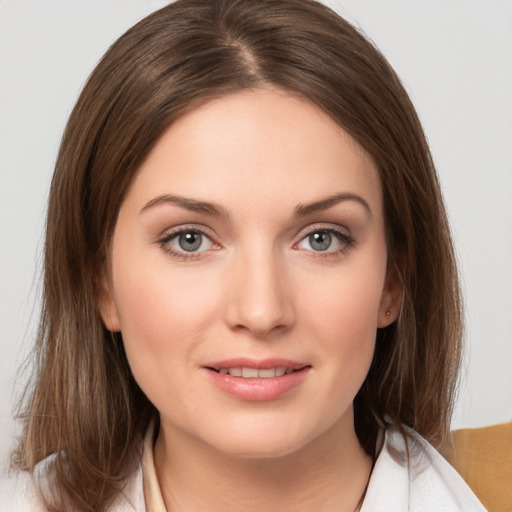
[276,367,286,377]
[242,367,259,378]
[217,367,294,378]
[229,367,242,377]
[258,368,276,378]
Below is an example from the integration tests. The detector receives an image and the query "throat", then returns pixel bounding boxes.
[153,417,374,512]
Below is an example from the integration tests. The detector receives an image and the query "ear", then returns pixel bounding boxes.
[97,270,121,332]
[377,261,403,328]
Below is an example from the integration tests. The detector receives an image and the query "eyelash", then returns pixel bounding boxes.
[157,226,218,261]
[294,225,355,258]
[157,224,355,261]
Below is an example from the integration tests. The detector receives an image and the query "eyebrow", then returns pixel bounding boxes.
[293,192,372,218]
[140,194,230,219]
[140,191,371,219]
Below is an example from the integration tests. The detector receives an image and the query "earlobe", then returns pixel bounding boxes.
[97,272,121,332]
[377,304,399,328]
[377,263,403,328]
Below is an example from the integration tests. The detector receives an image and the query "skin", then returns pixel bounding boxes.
[100,89,401,511]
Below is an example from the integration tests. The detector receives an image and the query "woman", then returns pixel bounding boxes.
[10,0,486,510]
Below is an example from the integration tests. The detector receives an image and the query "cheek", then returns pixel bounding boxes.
[303,263,385,341]
[297,256,386,390]
[111,260,222,363]
[315,290,378,375]
[110,267,215,412]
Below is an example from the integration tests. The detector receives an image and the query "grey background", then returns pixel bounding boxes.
[1,0,511,480]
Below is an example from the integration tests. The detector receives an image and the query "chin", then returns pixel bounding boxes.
[198,415,332,460]
[210,435,308,460]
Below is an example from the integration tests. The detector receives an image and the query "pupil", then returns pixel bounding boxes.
[179,232,202,251]
[309,232,331,251]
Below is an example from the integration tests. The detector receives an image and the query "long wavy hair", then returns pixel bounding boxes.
[13,0,463,510]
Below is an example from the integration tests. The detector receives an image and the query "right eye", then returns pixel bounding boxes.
[158,228,217,259]
[173,231,210,252]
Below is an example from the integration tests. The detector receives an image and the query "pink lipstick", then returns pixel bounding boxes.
[202,358,311,401]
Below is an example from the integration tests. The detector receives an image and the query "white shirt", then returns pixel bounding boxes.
[360,427,487,511]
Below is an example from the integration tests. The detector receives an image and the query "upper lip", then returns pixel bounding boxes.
[203,358,309,371]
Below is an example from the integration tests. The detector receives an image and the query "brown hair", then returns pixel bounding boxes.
[13,0,463,510]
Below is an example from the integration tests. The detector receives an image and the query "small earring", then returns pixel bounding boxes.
[386,310,391,317]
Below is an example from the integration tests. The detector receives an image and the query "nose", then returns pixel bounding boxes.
[224,249,295,337]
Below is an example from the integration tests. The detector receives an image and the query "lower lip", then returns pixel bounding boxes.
[204,368,310,401]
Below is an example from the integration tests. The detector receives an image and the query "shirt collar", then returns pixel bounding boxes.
[141,420,167,511]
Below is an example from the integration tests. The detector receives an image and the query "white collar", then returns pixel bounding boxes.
[361,427,486,512]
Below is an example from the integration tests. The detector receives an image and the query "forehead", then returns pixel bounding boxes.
[123,89,382,217]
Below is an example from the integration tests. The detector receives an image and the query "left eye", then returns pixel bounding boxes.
[296,230,349,252]
[167,230,214,253]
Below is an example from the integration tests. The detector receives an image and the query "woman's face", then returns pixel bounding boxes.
[100,89,398,458]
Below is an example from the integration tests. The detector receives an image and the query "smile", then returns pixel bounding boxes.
[213,367,295,378]
[203,359,311,400]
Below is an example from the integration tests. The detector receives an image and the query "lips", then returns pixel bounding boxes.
[203,358,311,400]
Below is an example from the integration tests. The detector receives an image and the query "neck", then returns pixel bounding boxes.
[154,411,373,512]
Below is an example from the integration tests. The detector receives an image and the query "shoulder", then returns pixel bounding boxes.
[361,426,487,512]
[0,463,145,512]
